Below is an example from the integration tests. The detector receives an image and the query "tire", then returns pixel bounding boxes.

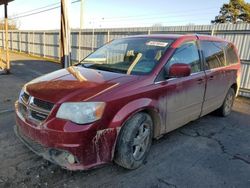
[114,112,153,169]
[217,88,235,117]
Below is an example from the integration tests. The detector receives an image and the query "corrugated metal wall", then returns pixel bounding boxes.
[1,23,249,62]
[0,23,249,96]
[239,61,250,98]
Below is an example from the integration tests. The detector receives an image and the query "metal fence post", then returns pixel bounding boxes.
[19,31,21,52]
[91,27,95,52]
[58,32,60,61]
[107,30,110,43]
[28,32,30,54]
[78,30,81,62]
[2,31,4,48]
[211,26,216,36]
[43,32,46,57]
[0,31,2,48]
[32,32,35,55]
[11,31,13,50]
[0,32,1,70]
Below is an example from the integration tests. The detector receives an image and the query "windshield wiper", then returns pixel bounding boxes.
[81,63,90,68]
[80,62,96,68]
[80,62,126,74]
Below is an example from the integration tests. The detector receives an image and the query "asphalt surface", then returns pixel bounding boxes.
[0,52,250,188]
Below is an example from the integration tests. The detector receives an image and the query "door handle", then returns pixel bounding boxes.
[197,78,204,84]
[208,75,214,80]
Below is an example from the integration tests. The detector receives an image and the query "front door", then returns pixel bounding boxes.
[156,39,206,133]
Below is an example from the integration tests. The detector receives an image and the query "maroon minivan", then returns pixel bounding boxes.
[15,34,240,170]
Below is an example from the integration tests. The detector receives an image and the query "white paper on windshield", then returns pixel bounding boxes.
[146,41,168,47]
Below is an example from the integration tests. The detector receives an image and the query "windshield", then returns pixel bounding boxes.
[80,38,173,75]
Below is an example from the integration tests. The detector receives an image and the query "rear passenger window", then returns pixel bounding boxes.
[200,41,226,69]
[225,44,238,65]
[168,41,201,73]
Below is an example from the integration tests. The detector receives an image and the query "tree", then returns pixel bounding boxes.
[211,0,250,24]
[0,17,19,30]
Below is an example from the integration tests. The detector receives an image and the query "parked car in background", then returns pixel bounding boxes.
[15,34,240,170]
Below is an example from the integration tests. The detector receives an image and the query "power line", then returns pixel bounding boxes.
[100,7,218,21]
[8,2,217,22]
[11,1,60,17]
[11,6,59,19]
[96,17,212,29]
[99,12,216,23]
[2,1,218,29]
[86,7,218,27]
[8,0,80,20]
[84,8,217,28]
[87,12,216,28]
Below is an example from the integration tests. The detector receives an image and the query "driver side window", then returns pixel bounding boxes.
[167,41,201,73]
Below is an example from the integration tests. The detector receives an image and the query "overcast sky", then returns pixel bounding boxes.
[0,0,249,30]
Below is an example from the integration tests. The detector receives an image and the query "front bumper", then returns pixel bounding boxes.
[14,125,82,170]
[15,103,119,171]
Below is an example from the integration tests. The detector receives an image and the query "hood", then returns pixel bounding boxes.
[25,66,136,103]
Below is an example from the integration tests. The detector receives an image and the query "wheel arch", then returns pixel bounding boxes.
[230,83,238,95]
[110,98,162,160]
[109,98,162,138]
[140,108,162,139]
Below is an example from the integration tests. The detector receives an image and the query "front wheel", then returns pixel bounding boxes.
[114,112,153,169]
[217,88,235,117]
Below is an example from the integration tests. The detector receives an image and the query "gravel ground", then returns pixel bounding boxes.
[0,53,250,188]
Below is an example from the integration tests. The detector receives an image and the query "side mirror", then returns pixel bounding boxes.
[168,63,191,78]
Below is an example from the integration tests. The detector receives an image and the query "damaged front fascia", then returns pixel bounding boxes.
[92,127,121,163]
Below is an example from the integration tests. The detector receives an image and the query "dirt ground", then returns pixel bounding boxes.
[0,53,250,188]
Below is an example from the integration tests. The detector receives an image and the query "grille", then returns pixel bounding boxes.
[21,92,30,104]
[15,125,45,154]
[18,93,54,123]
[33,98,54,111]
[18,103,28,119]
[30,110,48,121]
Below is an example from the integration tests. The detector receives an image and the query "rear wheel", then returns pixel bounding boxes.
[217,88,235,117]
[114,112,153,169]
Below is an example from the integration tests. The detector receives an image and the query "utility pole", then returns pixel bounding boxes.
[0,0,13,74]
[80,0,84,29]
[4,3,10,73]
[91,20,95,52]
[78,0,84,61]
[60,0,71,68]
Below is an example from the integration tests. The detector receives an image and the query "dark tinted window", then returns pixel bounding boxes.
[168,41,201,73]
[200,41,226,69]
[225,44,238,65]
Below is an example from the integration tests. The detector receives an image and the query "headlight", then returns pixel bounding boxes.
[18,86,28,102]
[56,102,105,124]
[18,88,24,101]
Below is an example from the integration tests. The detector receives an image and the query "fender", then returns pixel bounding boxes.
[97,98,160,161]
[109,98,157,129]
[90,98,159,164]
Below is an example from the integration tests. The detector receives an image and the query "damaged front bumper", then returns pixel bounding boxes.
[15,111,120,170]
[14,125,81,170]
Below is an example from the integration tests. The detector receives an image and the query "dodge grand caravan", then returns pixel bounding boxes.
[15,34,240,170]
